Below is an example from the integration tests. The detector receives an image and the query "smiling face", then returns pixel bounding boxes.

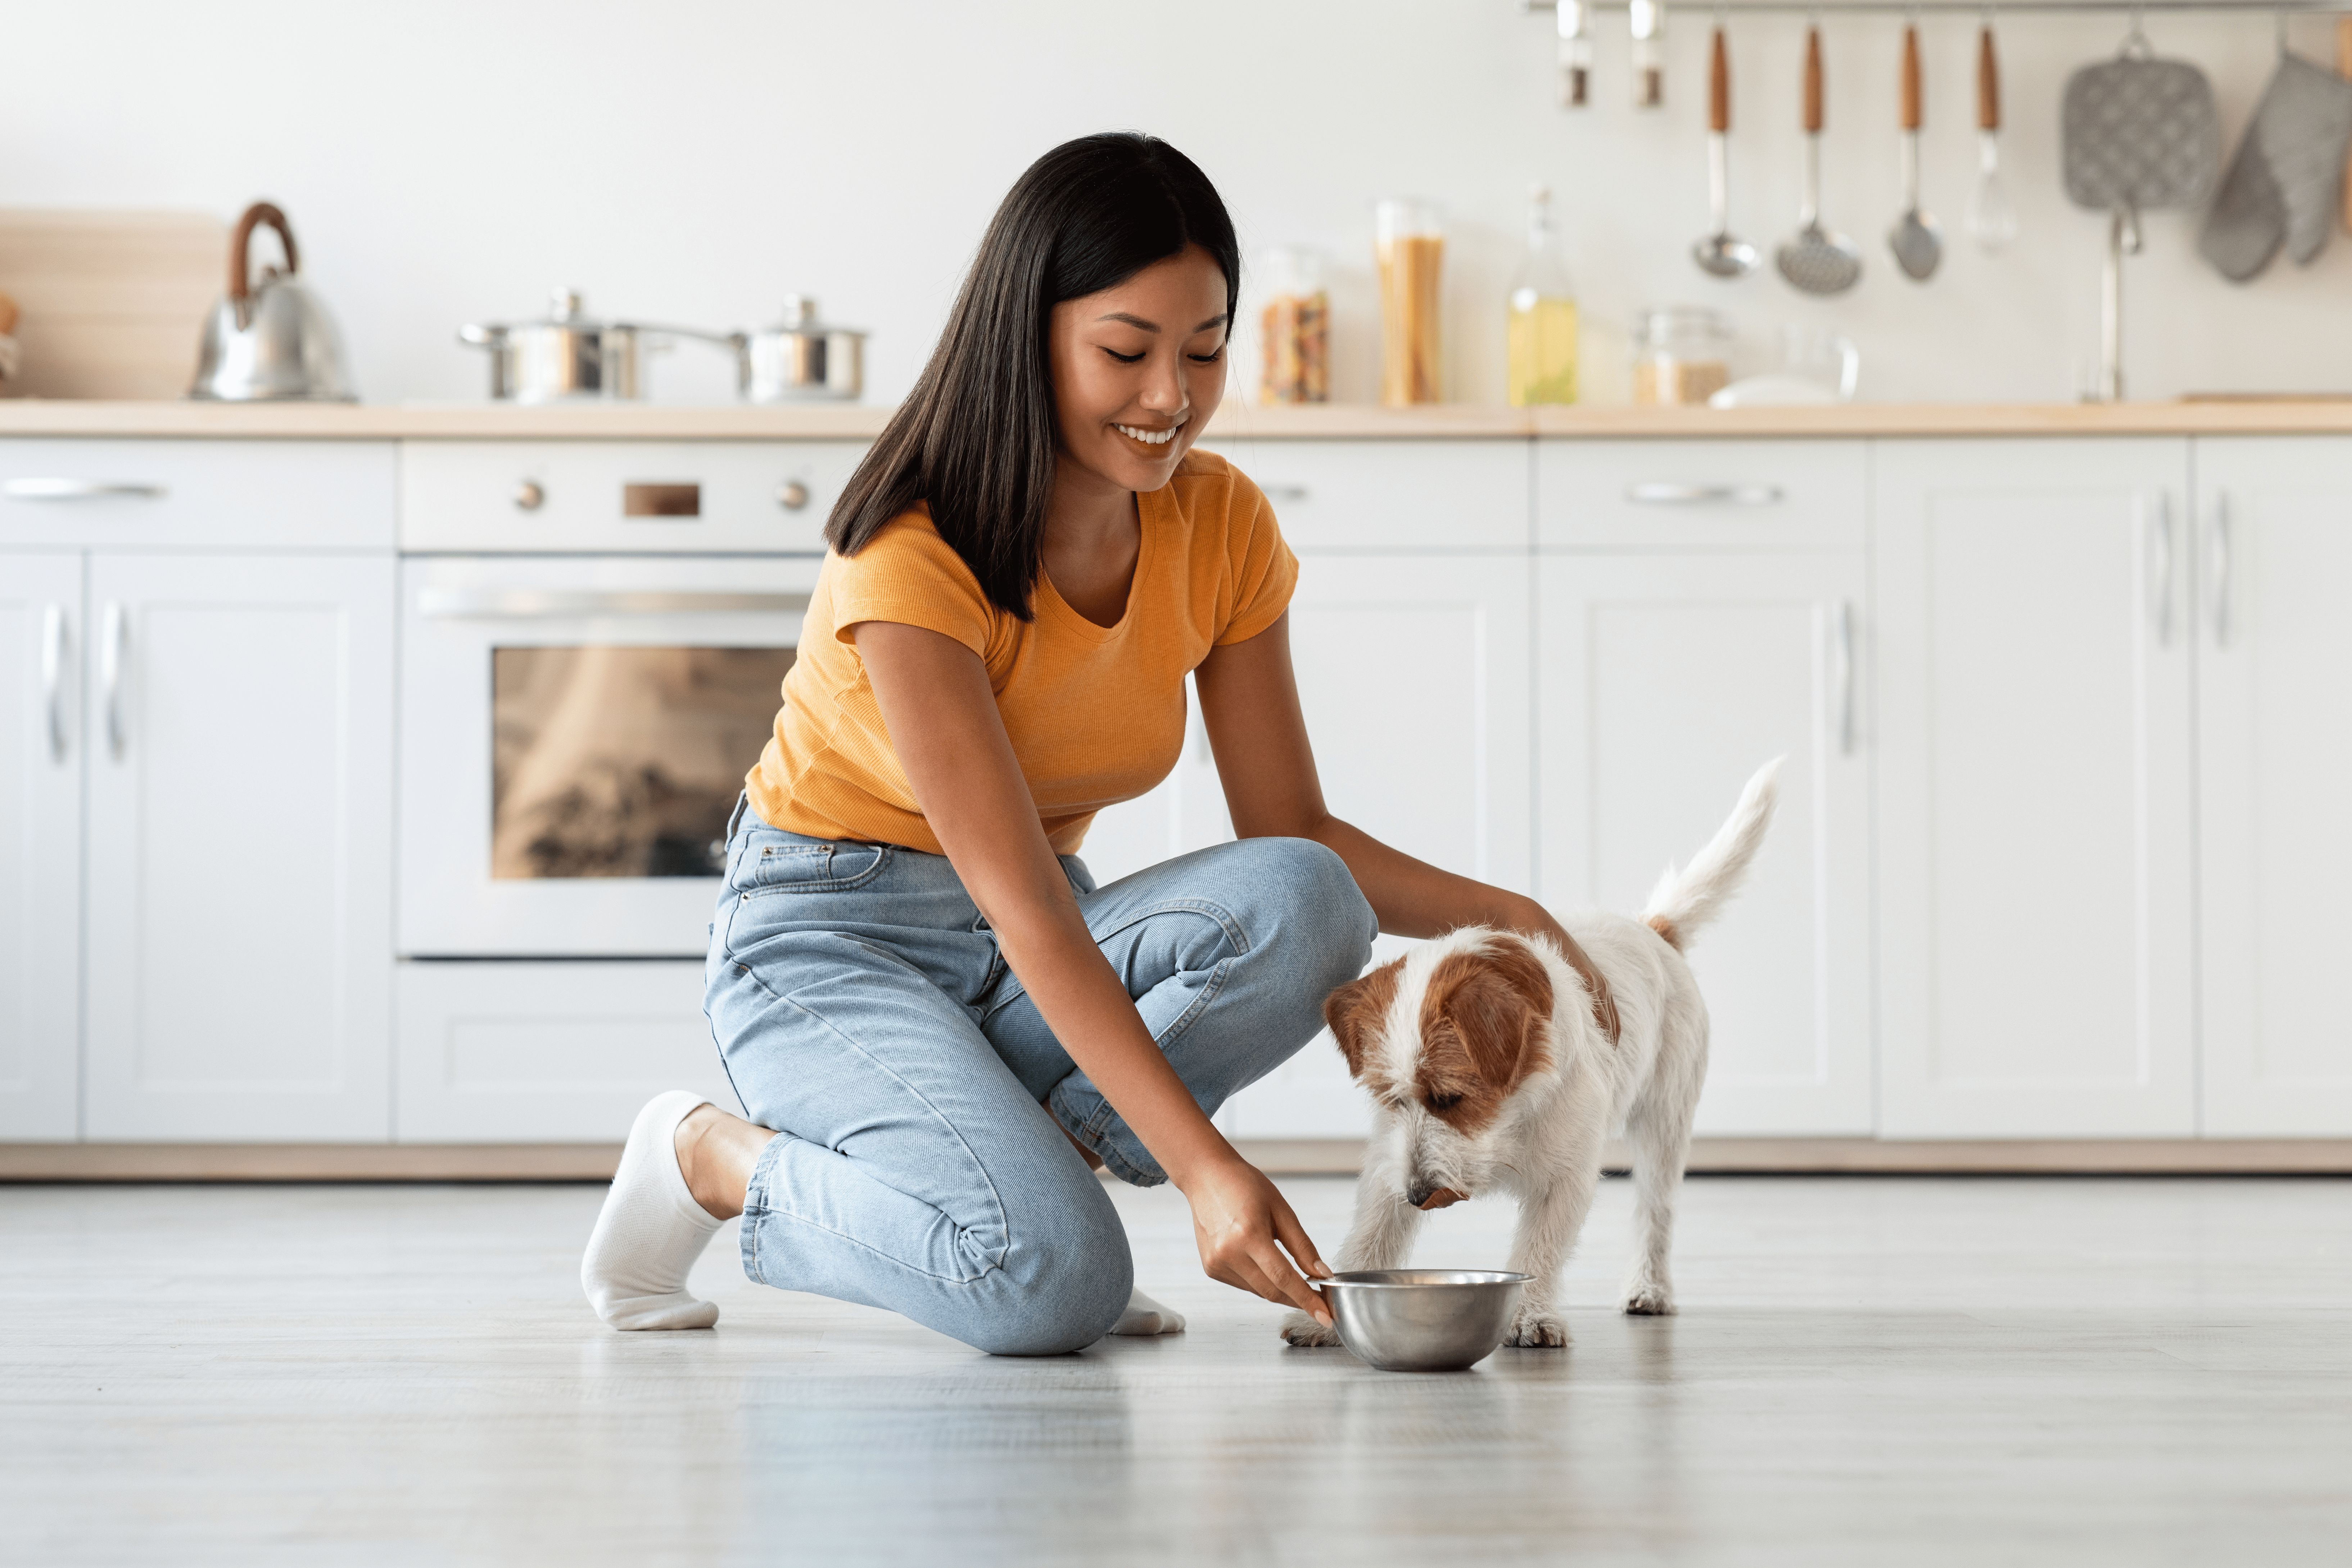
[1046,244,1230,494]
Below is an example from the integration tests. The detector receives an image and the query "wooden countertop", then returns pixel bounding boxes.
[4,397,2352,440]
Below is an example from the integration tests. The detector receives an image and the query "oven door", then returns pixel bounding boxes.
[399,554,818,957]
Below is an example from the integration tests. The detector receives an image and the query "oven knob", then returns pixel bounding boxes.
[777,479,811,512]
[513,480,546,512]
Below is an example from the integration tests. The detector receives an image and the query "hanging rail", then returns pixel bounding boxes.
[1526,0,2352,13]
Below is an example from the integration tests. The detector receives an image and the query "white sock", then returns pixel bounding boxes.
[582,1090,726,1330]
[1110,1287,1186,1336]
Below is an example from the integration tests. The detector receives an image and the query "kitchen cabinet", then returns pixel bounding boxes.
[2193,438,2352,1135]
[1216,552,1535,1140]
[1874,440,2197,1137]
[1537,552,1873,1136]
[81,553,395,1141]
[1098,550,1536,1139]
[0,552,83,1138]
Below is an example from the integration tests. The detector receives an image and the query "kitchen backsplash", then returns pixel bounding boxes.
[4,0,2347,406]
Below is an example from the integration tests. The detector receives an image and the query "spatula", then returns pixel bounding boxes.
[1776,25,1862,295]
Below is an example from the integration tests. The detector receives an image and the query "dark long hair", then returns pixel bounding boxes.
[824,132,1241,620]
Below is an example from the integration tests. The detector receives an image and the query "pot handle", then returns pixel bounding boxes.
[229,202,299,302]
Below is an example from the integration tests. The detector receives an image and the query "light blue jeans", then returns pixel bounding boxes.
[703,798,1376,1357]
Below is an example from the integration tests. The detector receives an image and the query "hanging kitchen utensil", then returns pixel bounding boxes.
[2061,26,2219,400]
[187,202,355,402]
[1776,24,1862,295]
[1557,0,1593,107]
[1630,0,1666,107]
[2338,17,2352,234]
[1888,23,1944,280]
[1693,24,1758,278]
[1967,19,2018,252]
[2197,40,2352,281]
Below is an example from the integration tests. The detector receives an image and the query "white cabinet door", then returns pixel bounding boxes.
[83,555,395,1140]
[1216,554,1534,1140]
[1875,440,2196,1137]
[2194,438,2352,1134]
[0,553,83,1139]
[1538,553,1872,1136]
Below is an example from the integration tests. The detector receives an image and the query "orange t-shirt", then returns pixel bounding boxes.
[745,448,1297,855]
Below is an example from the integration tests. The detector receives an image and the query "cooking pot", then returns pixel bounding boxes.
[189,202,356,402]
[733,295,864,403]
[458,288,733,402]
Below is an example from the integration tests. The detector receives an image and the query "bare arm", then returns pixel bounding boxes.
[852,619,1331,1324]
[1192,613,1575,952]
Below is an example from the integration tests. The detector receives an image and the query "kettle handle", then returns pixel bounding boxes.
[229,202,300,302]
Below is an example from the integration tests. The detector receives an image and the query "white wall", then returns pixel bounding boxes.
[6,1,2347,406]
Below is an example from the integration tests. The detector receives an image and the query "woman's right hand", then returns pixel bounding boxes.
[1175,1153,1334,1326]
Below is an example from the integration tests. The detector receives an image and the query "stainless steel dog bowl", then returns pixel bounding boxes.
[1313,1270,1532,1372]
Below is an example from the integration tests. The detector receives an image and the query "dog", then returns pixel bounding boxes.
[1283,759,1780,1350]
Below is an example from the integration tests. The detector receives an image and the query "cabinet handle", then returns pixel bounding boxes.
[1625,482,1784,506]
[2207,491,2233,649]
[100,601,127,761]
[2148,493,2175,647]
[1832,600,1856,756]
[5,478,167,501]
[41,605,68,763]
[1258,484,1310,505]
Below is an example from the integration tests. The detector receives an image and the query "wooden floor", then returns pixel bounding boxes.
[5,1175,2349,1566]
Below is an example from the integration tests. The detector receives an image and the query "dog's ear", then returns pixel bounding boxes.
[1322,958,1402,1080]
[1422,936,1555,1096]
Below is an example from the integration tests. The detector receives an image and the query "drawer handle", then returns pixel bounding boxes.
[418,588,811,619]
[6,478,167,501]
[1625,482,1784,507]
[1259,484,1310,504]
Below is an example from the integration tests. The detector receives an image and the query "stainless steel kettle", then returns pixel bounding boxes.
[188,202,356,402]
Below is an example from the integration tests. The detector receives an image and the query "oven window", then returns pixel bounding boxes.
[491,645,795,879]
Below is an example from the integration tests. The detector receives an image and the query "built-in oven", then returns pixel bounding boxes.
[398,552,818,957]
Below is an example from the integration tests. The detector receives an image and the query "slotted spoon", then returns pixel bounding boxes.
[1888,23,1943,279]
[1777,24,1863,295]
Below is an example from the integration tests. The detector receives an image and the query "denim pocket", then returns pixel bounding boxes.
[734,836,892,895]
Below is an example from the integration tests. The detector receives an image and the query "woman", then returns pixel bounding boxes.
[581,132,1576,1356]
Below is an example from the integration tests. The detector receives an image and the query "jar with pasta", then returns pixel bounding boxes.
[1258,247,1328,405]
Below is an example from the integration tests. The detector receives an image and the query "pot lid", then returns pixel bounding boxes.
[765,294,864,335]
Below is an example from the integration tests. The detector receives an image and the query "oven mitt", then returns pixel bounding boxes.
[2200,52,2352,280]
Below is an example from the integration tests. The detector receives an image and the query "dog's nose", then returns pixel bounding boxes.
[1406,1181,1437,1208]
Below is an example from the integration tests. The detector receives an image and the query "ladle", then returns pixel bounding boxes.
[1693,25,1759,277]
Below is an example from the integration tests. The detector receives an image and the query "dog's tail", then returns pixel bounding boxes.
[1640,758,1781,951]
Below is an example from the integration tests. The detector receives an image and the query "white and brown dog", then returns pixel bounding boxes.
[1284,760,1780,1350]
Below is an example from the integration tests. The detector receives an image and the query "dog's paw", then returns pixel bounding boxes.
[1506,1307,1570,1348]
[1621,1278,1677,1316]
[1280,1309,1341,1348]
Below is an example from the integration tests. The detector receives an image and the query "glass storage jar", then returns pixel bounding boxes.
[1632,306,1733,406]
[1258,247,1329,405]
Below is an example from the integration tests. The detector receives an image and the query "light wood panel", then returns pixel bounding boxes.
[0,210,224,399]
